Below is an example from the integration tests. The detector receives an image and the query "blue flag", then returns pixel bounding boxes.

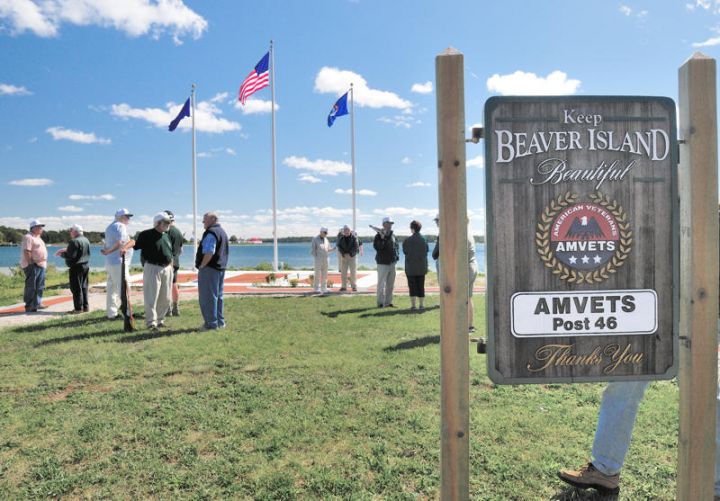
[327,92,349,127]
[168,98,191,132]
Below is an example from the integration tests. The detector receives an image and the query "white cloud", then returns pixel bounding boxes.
[334,188,377,196]
[46,126,111,144]
[377,115,421,129]
[694,36,720,46]
[69,193,115,201]
[314,67,412,110]
[467,155,485,169]
[373,207,438,218]
[8,178,54,186]
[0,83,31,95]
[226,147,236,156]
[411,81,433,94]
[58,205,84,212]
[111,97,240,134]
[234,98,278,115]
[197,151,212,158]
[619,5,632,16]
[486,70,581,96]
[283,156,351,176]
[406,182,431,188]
[0,0,207,43]
[298,173,323,184]
[401,156,412,164]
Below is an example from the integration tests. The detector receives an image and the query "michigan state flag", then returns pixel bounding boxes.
[327,92,349,127]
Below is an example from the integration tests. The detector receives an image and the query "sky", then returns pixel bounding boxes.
[0,0,718,240]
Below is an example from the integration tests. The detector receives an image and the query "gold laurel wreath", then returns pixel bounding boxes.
[535,192,633,284]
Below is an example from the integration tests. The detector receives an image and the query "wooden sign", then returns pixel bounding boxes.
[485,96,678,384]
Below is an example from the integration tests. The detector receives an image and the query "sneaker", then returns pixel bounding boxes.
[199,324,216,332]
[157,321,166,328]
[172,305,179,316]
[385,303,395,308]
[339,288,347,292]
[558,462,620,494]
[469,326,477,333]
[69,309,82,315]
[37,304,48,310]
[351,287,357,292]
[83,307,90,313]
[410,306,417,311]
[147,324,159,332]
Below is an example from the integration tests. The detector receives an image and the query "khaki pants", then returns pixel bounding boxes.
[376,264,396,306]
[339,254,357,289]
[106,261,129,318]
[143,263,173,327]
[313,256,328,292]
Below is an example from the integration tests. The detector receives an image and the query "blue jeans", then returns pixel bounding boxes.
[23,264,45,310]
[198,267,225,329]
[592,381,720,494]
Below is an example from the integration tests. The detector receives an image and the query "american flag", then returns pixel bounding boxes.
[238,52,270,105]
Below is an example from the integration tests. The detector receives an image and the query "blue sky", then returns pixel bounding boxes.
[0,0,717,239]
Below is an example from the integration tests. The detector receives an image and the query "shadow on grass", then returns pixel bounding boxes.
[321,306,380,318]
[34,329,124,347]
[18,313,144,333]
[384,335,440,352]
[116,328,199,343]
[550,487,618,501]
[359,304,439,318]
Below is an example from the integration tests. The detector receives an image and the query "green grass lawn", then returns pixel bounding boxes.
[0,295,678,500]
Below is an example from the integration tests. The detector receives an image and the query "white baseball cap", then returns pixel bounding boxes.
[70,224,83,232]
[382,216,394,224]
[115,208,133,218]
[153,212,171,224]
[320,226,328,233]
[29,219,45,229]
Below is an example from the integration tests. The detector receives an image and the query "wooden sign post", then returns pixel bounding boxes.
[677,52,718,501]
[436,47,470,501]
[485,96,678,383]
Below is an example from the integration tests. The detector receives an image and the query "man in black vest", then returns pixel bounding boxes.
[195,211,229,330]
[56,224,91,313]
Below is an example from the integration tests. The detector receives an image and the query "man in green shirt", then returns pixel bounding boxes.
[56,224,91,313]
[164,210,184,316]
[124,212,174,330]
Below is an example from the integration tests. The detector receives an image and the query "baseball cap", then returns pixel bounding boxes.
[342,225,350,231]
[29,219,45,229]
[153,212,171,225]
[320,226,328,233]
[115,208,133,218]
[70,224,83,233]
[434,213,440,222]
[382,216,394,224]
[164,210,175,221]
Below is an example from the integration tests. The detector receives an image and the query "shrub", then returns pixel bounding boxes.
[265,273,277,284]
[289,278,299,288]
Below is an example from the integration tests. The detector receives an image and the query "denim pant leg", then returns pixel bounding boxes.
[198,267,220,328]
[23,265,37,309]
[217,270,225,327]
[35,266,45,307]
[591,381,650,475]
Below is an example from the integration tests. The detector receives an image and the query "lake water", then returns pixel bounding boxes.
[0,242,486,272]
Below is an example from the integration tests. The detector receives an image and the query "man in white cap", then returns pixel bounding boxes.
[373,216,399,307]
[20,219,48,313]
[56,224,91,313]
[311,226,332,294]
[123,212,173,331]
[101,208,134,319]
[336,224,359,292]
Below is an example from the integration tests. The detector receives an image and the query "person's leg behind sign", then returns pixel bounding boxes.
[558,381,649,494]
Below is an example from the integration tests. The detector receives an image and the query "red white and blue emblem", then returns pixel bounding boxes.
[550,202,620,271]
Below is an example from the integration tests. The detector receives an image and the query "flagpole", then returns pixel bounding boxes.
[270,40,279,272]
[350,83,356,232]
[191,84,198,255]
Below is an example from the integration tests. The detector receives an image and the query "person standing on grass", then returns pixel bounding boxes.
[101,208,134,319]
[373,216,399,307]
[336,224,359,292]
[56,224,90,314]
[196,212,229,331]
[20,219,48,313]
[402,220,428,311]
[432,213,440,275]
[311,227,332,294]
[124,212,173,331]
[164,210,184,317]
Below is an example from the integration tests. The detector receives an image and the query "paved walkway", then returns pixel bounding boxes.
[0,270,486,330]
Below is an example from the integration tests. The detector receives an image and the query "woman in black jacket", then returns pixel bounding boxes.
[402,220,428,310]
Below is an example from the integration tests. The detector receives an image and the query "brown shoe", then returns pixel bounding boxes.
[558,462,620,494]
